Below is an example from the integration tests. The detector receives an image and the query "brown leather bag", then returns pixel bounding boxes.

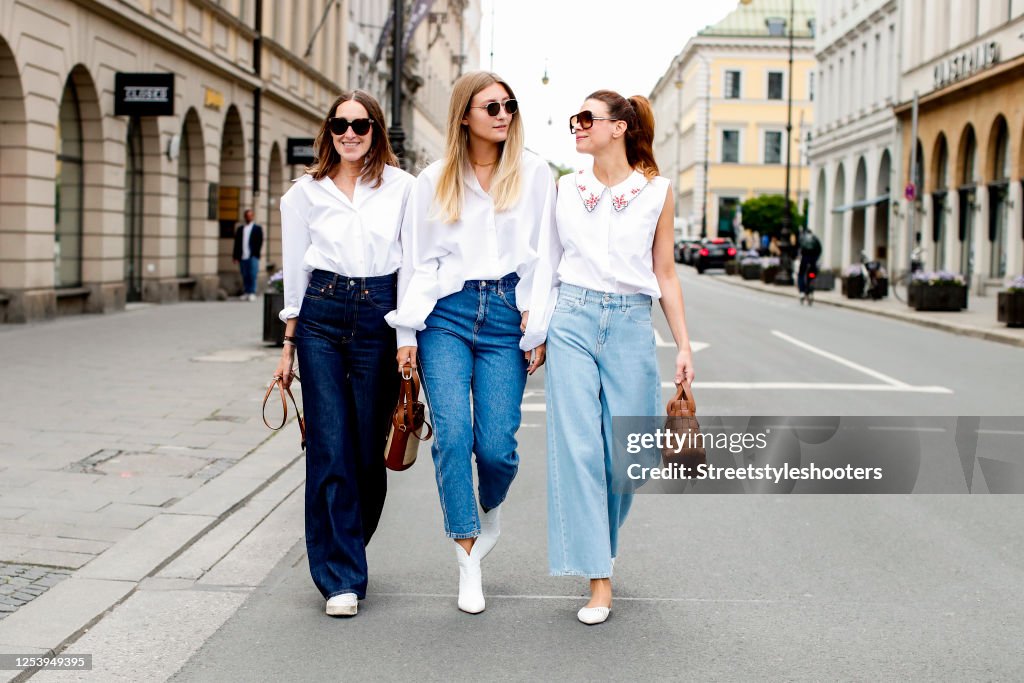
[662,380,706,477]
[262,377,306,449]
[384,363,433,471]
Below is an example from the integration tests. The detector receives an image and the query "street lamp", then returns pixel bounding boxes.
[388,0,406,163]
[742,0,796,283]
[674,67,683,223]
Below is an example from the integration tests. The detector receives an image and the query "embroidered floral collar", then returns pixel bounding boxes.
[574,168,650,213]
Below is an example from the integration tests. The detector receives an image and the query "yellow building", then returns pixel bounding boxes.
[650,0,815,243]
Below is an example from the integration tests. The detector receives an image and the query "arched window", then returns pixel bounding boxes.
[176,129,190,278]
[55,78,84,288]
[124,118,144,301]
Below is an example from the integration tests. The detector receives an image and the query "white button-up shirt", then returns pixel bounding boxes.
[385,150,558,351]
[555,168,670,299]
[277,164,415,321]
[241,223,255,259]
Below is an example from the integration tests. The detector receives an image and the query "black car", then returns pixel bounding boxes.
[694,238,738,274]
[674,238,701,264]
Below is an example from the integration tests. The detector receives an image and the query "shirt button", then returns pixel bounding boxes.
[604,295,611,303]
[480,281,487,287]
[349,280,355,286]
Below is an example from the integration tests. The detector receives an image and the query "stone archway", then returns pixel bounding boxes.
[266,143,285,274]
[0,35,28,322]
[955,124,979,281]
[985,115,1011,279]
[831,163,846,267]
[875,150,892,262]
[217,105,246,294]
[930,134,950,271]
[852,157,868,259]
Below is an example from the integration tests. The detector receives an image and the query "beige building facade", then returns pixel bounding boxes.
[0,0,479,323]
[808,0,901,272]
[893,0,1024,295]
[650,0,815,242]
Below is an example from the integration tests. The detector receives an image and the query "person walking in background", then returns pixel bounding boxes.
[233,209,263,301]
[274,90,414,618]
[386,71,557,615]
[546,90,695,625]
[797,228,823,304]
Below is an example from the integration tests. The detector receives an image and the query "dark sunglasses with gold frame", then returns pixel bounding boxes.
[467,99,519,117]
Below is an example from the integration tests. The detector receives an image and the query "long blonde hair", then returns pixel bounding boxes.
[434,71,524,224]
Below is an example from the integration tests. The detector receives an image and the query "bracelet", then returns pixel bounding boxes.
[283,339,296,347]
[284,335,297,342]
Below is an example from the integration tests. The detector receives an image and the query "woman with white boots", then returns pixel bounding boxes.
[386,71,557,614]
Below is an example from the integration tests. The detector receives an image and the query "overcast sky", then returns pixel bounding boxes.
[479,0,737,169]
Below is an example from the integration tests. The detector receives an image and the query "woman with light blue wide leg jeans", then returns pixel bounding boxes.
[386,72,558,614]
[547,90,695,625]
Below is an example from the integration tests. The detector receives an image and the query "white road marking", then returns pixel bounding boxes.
[658,381,953,394]
[770,330,911,387]
[654,328,709,352]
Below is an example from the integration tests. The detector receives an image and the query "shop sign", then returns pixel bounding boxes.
[114,73,174,116]
[204,87,224,111]
[287,138,316,165]
[933,42,999,90]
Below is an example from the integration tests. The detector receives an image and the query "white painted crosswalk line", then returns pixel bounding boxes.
[770,329,911,387]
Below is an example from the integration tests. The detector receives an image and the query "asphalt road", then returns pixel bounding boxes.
[172,267,1024,682]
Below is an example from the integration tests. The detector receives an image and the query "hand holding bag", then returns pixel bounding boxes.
[262,376,306,449]
[662,379,706,477]
[384,363,432,471]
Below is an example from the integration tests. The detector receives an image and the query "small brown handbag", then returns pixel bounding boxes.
[384,363,433,471]
[662,379,706,477]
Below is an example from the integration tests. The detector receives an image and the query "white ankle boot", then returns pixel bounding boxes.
[473,504,501,561]
[454,542,485,614]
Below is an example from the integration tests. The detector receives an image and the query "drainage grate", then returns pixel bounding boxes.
[64,449,123,475]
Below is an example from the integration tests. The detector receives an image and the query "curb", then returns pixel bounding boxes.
[713,273,1024,349]
[0,426,303,682]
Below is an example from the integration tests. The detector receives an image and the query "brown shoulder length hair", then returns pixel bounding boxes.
[586,90,659,181]
[306,90,399,188]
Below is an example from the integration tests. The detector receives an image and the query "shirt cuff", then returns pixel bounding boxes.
[278,305,301,322]
[395,326,418,348]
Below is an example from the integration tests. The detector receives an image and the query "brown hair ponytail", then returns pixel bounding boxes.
[586,90,660,180]
[625,95,658,180]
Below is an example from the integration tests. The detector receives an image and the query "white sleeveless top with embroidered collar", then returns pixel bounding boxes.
[554,167,670,299]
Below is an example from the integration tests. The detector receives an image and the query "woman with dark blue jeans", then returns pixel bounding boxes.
[386,71,558,614]
[275,91,413,617]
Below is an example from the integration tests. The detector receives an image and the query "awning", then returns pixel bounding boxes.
[831,194,891,214]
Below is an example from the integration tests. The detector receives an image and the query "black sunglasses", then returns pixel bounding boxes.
[468,99,519,117]
[327,117,374,136]
[569,110,617,133]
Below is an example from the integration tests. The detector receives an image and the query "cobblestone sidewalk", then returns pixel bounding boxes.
[0,564,71,619]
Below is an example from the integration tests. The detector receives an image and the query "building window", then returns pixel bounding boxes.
[764,131,783,164]
[55,77,84,288]
[721,130,740,163]
[718,197,741,239]
[809,71,815,101]
[767,71,784,100]
[724,70,741,99]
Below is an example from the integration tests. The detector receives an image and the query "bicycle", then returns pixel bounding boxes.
[891,247,926,303]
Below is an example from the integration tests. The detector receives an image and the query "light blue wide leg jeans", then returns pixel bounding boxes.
[545,283,659,578]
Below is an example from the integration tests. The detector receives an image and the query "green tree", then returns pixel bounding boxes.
[740,194,804,238]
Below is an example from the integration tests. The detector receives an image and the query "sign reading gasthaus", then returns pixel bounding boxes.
[932,42,999,91]
[114,73,174,116]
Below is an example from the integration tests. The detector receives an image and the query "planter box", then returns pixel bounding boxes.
[843,274,864,299]
[907,283,967,311]
[725,260,739,276]
[740,263,762,280]
[997,291,1024,327]
[760,266,780,284]
[813,271,836,291]
[263,292,286,345]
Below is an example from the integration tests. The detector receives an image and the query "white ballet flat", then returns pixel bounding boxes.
[455,542,485,614]
[577,605,611,625]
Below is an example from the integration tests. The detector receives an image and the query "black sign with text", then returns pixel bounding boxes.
[114,73,174,117]
[287,138,316,165]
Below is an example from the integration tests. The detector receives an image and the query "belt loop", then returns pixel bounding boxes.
[330,273,339,290]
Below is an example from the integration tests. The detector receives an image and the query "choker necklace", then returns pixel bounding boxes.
[470,159,497,167]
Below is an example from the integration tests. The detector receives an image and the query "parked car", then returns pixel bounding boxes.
[674,238,702,264]
[694,238,738,274]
